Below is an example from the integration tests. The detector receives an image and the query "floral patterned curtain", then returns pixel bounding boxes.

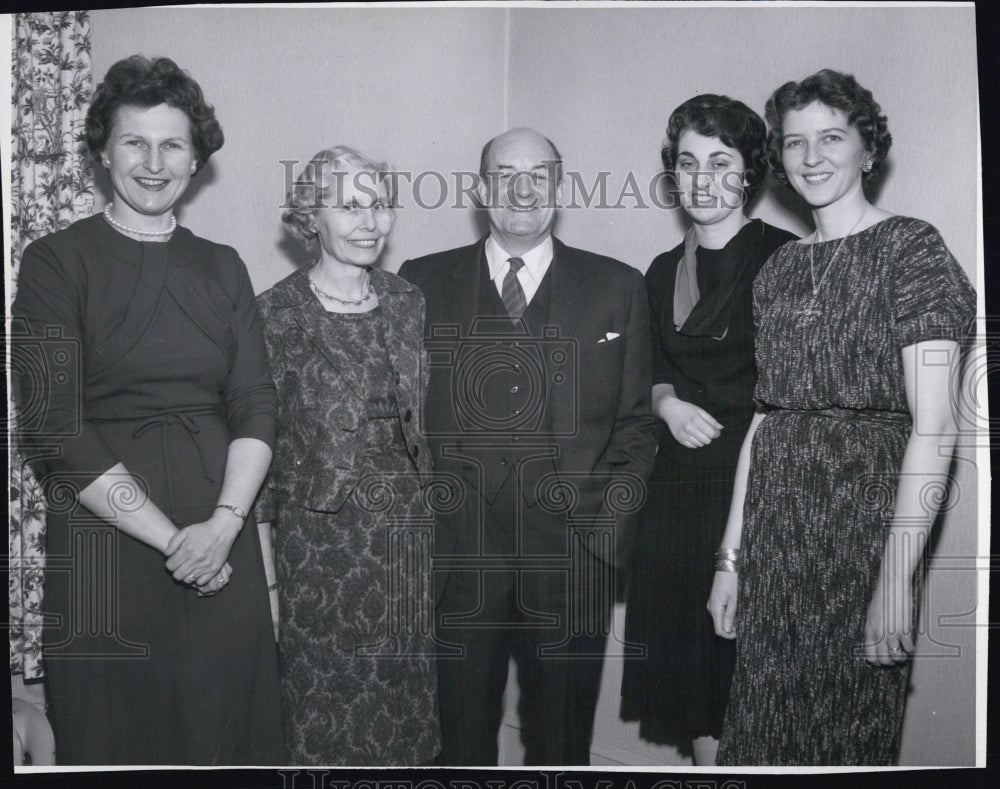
[9,11,94,679]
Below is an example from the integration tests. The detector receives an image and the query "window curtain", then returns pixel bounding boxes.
[9,11,94,679]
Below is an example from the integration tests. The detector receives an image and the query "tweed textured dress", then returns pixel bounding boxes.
[257,272,439,766]
[717,217,975,765]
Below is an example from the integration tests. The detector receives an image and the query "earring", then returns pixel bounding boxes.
[861,155,874,173]
[190,161,197,173]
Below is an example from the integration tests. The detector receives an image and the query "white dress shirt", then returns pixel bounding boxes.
[485,235,554,306]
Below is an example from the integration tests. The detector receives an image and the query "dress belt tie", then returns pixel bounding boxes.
[131,412,216,514]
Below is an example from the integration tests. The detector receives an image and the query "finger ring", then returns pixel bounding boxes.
[889,646,901,654]
[184,575,194,584]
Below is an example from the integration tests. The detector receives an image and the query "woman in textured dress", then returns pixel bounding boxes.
[708,69,976,765]
[255,146,440,765]
[11,56,284,764]
[620,95,795,765]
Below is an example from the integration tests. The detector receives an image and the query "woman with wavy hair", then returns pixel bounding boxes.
[12,55,283,764]
[621,94,796,765]
[708,69,975,764]
[255,146,439,765]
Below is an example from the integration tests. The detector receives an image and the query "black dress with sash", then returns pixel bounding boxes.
[12,214,284,765]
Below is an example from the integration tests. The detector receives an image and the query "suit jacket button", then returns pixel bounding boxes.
[404,408,413,423]
[500,456,510,466]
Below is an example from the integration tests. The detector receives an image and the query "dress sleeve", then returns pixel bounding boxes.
[11,236,121,485]
[645,258,680,387]
[223,259,278,447]
[892,220,976,348]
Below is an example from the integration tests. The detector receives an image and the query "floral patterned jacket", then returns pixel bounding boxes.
[254,266,432,520]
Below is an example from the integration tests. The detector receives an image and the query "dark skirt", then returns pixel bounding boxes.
[621,450,737,745]
[41,412,285,765]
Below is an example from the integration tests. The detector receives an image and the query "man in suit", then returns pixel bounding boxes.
[398,128,657,765]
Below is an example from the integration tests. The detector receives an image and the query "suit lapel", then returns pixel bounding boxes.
[546,238,586,339]
[544,238,588,434]
[446,240,485,333]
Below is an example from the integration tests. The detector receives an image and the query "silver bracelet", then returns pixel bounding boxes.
[715,547,740,562]
[714,547,740,573]
[215,503,248,522]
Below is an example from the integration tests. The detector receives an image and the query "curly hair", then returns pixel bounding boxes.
[660,94,768,201]
[86,55,223,173]
[764,69,892,186]
[281,146,396,247]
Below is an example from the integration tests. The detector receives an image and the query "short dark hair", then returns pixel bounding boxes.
[86,55,223,173]
[764,68,891,186]
[661,94,768,201]
[478,132,563,181]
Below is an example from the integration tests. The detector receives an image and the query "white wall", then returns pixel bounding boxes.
[89,4,982,767]
[91,6,509,289]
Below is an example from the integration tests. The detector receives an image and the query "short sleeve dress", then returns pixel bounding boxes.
[11,214,285,765]
[716,216,976,765]
[621,220,796,746]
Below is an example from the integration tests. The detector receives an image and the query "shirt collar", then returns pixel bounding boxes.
[485,235,554,285]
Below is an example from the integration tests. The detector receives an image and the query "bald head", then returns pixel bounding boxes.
[476,127,565,256]
[479,128,563,180]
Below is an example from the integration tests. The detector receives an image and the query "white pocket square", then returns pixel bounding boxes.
[597,332,621,343]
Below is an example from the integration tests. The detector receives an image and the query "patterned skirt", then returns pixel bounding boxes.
[717,409,915,765]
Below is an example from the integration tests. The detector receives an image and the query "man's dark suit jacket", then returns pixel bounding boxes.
[399,237,657,571]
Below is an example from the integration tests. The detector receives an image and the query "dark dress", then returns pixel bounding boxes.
[717,217,976,765]
[11,214,285,765]
[256,269,439,765]
[621,220,796,746]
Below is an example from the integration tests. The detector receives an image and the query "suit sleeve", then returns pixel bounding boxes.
[597,268,657,471]
[590,268,658,528]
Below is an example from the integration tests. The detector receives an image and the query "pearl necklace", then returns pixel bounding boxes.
[308,266,372,306]
[103,203,177,237]
[808,203,868,296]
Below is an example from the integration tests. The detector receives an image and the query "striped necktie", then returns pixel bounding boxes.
[502,256,527,320]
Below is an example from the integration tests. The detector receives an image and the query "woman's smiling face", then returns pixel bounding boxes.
[780,101,869,210]
[102,103,196,223]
